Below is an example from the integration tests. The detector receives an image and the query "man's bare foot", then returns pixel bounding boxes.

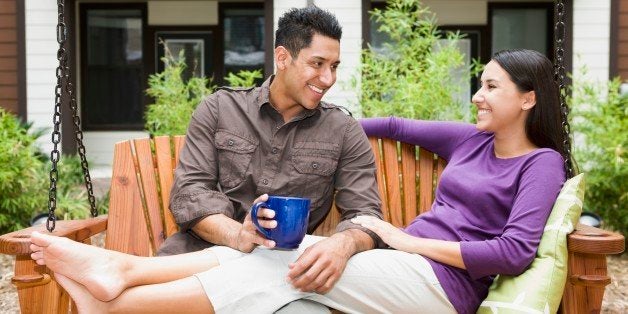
[30,231,130,301]
[55,273,108,314]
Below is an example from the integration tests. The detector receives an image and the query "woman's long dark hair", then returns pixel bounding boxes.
[491,49,572,167]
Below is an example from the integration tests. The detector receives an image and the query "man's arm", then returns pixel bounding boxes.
[169,94,271,252]
[287,228,373,293]
[192,195,276,252]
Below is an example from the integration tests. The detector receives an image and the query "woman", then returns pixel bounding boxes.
[29,49,567,314]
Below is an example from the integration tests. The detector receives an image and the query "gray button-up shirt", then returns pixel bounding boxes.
[170,76,382,245]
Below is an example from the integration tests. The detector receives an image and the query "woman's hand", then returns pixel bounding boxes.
[351,216,420,253]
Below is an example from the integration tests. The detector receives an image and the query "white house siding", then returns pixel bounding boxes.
[573,0,611,82]
[25,0,57,156]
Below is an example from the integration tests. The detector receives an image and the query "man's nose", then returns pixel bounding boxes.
[319,67,334,87]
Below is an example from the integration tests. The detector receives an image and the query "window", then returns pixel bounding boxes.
[489,3,553,58]
[222,6,265,83]
[80,5,146,130]
[155,31,215,83]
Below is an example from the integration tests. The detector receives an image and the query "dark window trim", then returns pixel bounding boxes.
[439,25,489,94]
[362,0,372,49]
[16,0,26,120]
[146,26,220,82]
[78,2,148,131]
[264,0,273,78]
[62,0,76,153]
[610,0,619,79]
[219,2,265,85]
[488,2,555,60]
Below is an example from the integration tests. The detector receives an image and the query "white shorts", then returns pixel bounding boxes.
[194,235,455,314]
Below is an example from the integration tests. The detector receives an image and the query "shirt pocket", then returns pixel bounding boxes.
[291,148,339,208]
[215,130,258,188]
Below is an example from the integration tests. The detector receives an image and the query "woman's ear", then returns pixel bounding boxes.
[275,46,290,70]
[522,91,537,110]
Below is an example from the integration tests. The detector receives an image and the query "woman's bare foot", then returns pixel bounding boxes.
[55,273,108,314]
[30,231,130,301]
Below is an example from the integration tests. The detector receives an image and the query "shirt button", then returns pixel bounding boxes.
[227,139,234,146]
[311,162,319,169]
[262,179,269,185]
[271,147,278,154]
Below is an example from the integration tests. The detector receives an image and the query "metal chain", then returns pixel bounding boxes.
[554,0,574,178]
[47,0,98,232]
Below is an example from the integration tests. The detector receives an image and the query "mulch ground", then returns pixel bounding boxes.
[0,248,625,313]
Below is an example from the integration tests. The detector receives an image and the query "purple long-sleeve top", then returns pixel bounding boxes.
[360,117,566,314]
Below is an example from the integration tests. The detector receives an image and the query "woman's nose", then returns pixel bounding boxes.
[471,90,483,103]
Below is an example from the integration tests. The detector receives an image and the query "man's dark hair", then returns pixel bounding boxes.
[275,6,342,58]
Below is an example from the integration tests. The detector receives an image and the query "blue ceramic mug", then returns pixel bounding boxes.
[250,196,311,249]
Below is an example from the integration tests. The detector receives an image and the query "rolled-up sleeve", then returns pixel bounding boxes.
[334,117,385,247]
[170,94,235,231]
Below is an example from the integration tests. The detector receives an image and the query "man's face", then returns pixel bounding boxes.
[280,33,340,111]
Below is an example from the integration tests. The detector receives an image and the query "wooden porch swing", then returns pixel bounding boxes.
[0,0,624,313]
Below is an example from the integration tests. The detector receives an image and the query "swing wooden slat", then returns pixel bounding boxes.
[0,135,624,314]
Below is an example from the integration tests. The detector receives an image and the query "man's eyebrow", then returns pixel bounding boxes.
[310,56,341,64]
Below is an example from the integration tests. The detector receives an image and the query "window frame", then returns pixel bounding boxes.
[218,2,266,86]
[488,1,555,60]
[79,2,148,131]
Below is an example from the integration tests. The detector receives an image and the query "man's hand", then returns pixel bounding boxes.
[351,216,418,253]
[235,194,277,252]
[287,232,360,294]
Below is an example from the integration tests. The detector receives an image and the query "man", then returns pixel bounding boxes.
[159,6,383,296]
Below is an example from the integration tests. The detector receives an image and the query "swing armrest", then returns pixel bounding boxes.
[0,215,108,256]
[567,223,625,255]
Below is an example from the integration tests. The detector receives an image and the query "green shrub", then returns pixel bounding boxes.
[46,154,109,220]
[354,0,476,120]
[224,69,263,88]
[0,109,109,233]
[145,45,262,135]
[145,49,216,136]
[569,72,627,235]
[0,109,47,232]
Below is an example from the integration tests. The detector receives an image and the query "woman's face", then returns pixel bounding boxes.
[472,60,534,134]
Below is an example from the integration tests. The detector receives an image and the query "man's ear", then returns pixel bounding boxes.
[522,91,537,110]
[275,46,291,70]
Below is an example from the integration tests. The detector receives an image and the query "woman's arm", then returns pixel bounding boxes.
[351,216,466,269]
[359,117,477,159]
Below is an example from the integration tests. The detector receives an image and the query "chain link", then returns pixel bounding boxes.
[554,0,574,178]
[47,0,98,232]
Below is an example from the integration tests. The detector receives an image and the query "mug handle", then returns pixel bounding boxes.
[250,202,272,238]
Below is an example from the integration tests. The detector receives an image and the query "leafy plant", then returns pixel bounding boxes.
[568,70,627,235]
[0,109,47,232]
[47,154,109,220]
[0,109,108,233]
[353,0,476,121]
[145,48,216,136]
[224,69,263,88]
[145,43,263,135]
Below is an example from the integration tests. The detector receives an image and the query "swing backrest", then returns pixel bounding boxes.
[104,135,446,254]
